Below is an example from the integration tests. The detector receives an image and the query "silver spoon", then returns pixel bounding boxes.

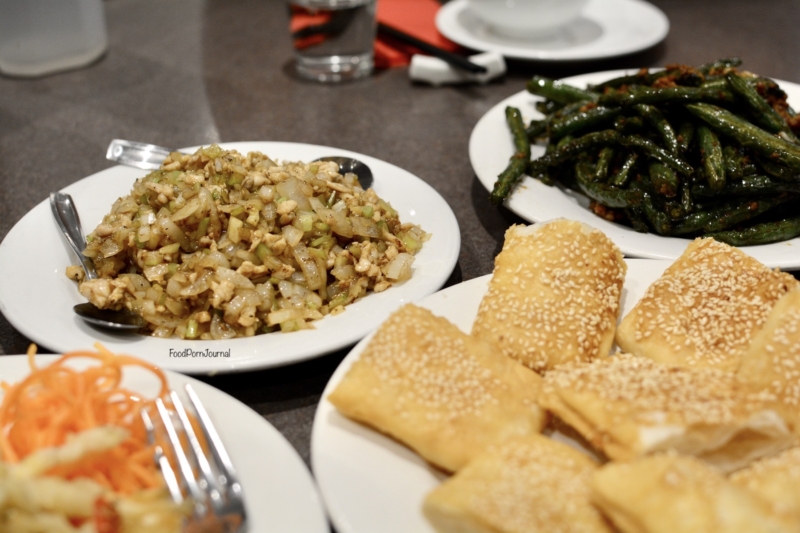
[105,139,375,189]
[50,192,146,330]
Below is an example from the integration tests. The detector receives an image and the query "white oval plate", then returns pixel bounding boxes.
[470,71,800,269]
[436,0,668,62]
[0,142,460,374]
[311,257,671,533]
[0,354,328,533]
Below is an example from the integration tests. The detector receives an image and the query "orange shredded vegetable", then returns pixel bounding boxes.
[0,343,170,495]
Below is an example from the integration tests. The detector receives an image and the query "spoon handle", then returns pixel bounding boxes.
[49,192,98,281]
[106,138,172,170]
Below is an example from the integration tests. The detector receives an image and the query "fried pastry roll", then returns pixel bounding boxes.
[423,434,613,533]
[591,453,799,533]
[730,445,800,521]
[539,354,794,472]
[472,219,626,372]
[737,288,800,425]
[616,238,799,371]
[328,304,546,473]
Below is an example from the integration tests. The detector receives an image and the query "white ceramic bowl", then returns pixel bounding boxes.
[466,0,589,39]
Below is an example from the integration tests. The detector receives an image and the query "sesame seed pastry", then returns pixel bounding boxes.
[423,434,614,533]
[471,219,626,373]
[539,354,795,473]
[616,238,799,372]
[729,445,800,522]
[591,453,800,533]
[327,304,547,473]
[737,288,800,428]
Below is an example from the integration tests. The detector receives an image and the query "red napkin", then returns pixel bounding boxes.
[289,0,461,70]
[375,0,462,69]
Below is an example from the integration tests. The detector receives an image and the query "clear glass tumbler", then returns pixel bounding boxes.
[0,0,107,77]
[289,0,377,83]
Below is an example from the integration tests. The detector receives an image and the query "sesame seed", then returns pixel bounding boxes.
[617,238,799,371]
[472,220,626,372]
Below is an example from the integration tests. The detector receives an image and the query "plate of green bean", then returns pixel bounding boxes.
[470,61,800,270]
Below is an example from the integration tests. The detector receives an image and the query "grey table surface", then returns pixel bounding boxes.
[2,0,800,517]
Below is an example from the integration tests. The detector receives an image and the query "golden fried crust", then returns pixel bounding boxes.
[423,434,612,533]
[616,238,799,371]
[328,304,547,473]
[730,446,800,520]
[738,289,800,424]
[471,220,626,373]
[539,354,795,472]
[591,454,800,533]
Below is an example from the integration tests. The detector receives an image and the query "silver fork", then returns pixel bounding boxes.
[107,138,172,170]
[141,384,248,533]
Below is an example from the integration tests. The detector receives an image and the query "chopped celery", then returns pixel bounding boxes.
[196,217,209,237]
[202,145,223,158]
[298,212,314,232]
[185,319,199,339]
[329,294,348,309]
[256,243,272,262]
[311,235,331,247]
[378,200,397,218]
[402,233,420,252]
[159,242,181,254]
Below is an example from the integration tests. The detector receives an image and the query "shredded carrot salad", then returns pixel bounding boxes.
[0,343,169,495]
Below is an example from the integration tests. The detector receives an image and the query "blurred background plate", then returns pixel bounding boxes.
[436,0,669,61]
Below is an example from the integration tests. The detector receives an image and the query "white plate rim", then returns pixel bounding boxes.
[469,70,800,269]
[0,354,329,533]
[311,257,672,533]
[0,141,460,374]
[435,0,669,61]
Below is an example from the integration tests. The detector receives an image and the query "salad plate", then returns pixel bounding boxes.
[435,0,668,62]
[0,354,329,533]
[0,142,460,374]
[311,257,671,533]
[469,71,800,269]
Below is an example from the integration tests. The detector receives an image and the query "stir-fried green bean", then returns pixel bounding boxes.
[490,107,530,205]
[697,125,725,191]
[490,60,800,245]
[709,215,800,245]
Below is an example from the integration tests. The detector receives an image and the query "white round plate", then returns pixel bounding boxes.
[436,0,669,61]
[470,71,800,269]
[311,257,671,533]
[0,354,328,533]
[0,142,460,374]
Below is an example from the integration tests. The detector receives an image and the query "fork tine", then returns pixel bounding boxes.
[155,397,208,518]
[184,384,245,505]
[169,390,226,513]
[141,408,183,504]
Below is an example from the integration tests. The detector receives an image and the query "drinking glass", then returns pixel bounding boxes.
[289,0,377,83]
